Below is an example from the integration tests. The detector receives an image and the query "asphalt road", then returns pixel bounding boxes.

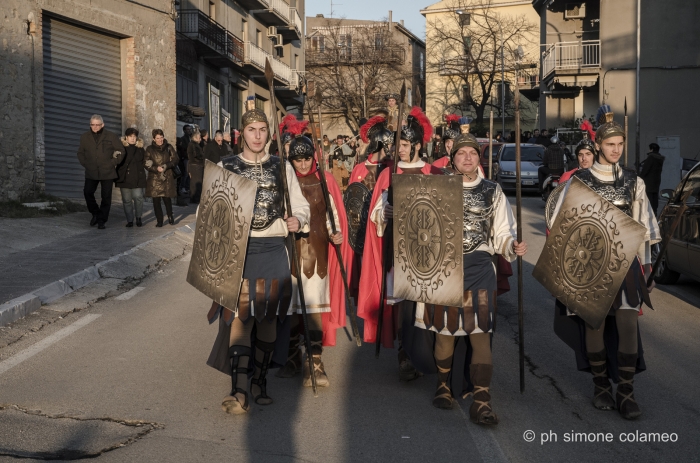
[1,195,698,462]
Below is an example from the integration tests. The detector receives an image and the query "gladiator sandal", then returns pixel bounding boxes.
[586,350,616,410]
[251,340,275,406]
[467,364,499,425]
[221,345,252,415]
[432,358,454,410]
[275,335,302,378]
[303,341,330,387]
[616,352,642,420]
[398,348,423,382]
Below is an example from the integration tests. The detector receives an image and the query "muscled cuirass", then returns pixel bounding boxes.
[222,154,284,230]
[462,179,498,253]
[295,175,329,279]
[574,168,637,217]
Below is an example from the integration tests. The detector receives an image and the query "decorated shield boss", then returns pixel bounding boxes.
[187,160,257,310]
[533,177,646,329]
[393,175,464,307]
[343,181,372,254]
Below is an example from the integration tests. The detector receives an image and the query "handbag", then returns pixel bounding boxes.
[172,164,183,180]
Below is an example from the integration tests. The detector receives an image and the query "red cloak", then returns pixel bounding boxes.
[356,162,443,348]
[299,164,353,347]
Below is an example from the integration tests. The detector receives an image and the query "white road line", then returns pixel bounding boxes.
[0,314,101,376]
[116,286,146,300]
[457,401,510,463]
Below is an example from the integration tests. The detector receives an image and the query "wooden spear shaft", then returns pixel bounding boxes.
[489,110,494,180]
[514,73,525,394]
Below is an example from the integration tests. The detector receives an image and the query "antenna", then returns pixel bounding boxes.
[330,0,342,18]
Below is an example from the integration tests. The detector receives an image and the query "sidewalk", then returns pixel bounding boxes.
[0,199,197,324]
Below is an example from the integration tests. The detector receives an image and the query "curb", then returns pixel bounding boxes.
[0,223,195,327]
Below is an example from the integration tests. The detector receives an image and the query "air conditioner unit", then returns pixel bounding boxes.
[267,26,277,37]
[274,34,284,47]
[564,3,586,19]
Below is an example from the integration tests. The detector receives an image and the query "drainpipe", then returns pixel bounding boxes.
[27,16,37,196]
[634,0,641,170]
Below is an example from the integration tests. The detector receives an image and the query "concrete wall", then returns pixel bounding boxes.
[0,0,176,201]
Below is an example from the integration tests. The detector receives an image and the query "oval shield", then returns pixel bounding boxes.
[343,181,372,254]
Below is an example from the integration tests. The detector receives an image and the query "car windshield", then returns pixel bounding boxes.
[500,146,544,162]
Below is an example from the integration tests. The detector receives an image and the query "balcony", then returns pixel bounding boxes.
[243,41,292,85]
[176,9,244,67]
[541,40,600,79]
[251,0,289,27]
[235,0,268,10]
[278,7,303,42]
[306,45,405,66]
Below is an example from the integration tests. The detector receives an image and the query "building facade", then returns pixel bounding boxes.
[304,13,425,137]
[421,0,541,137]
[175,0,305,135]
[534,0,700,188]
[1,0,178,200]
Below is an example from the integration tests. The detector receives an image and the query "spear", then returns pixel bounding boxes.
[304,80,362,346]
[376,82,406,358]
[514,68,525,393]
[624,97,629,167]
[489,110,494,179]
[264,59,318,396]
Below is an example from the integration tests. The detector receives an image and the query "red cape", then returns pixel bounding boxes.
[315,169,353,346]
[432,156,450,168]
[356,162,443,348]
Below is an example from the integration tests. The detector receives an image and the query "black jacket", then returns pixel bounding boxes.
[203,141,227,164]
[144,140,179,198]
[77,128,125,180]
[115,137,147,189]
[187,140,205,167]
[640,152,665,193]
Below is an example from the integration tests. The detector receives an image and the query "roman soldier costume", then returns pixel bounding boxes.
[415,129,518,420]
[275,123,353,388]
[356,107,441,381]
[384,92,400,131]
[432,114,462,168]
[549,105,661,420]
[206,108,311,415]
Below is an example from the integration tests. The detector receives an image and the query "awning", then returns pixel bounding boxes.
[549,75,599,89]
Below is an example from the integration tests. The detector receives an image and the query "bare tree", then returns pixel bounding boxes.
[305,19,412,134]
[426,0,538,125]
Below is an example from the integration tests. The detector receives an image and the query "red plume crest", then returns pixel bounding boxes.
[409,106,433,143]
[580,120,595,141]
[279,114,297,135]
[445,114,460,124]
[360,115,386,143]
[287,119,309,137]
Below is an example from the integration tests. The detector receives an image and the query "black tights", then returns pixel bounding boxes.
[152,197,172,223]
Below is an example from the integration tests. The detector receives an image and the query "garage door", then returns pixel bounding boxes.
[43,17,122,198]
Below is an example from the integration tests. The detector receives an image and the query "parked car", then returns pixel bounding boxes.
[653,161,700,284]
[480,142,503,179]
[495,143,545,192]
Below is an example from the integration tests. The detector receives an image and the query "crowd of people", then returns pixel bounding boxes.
[76,99,661,426]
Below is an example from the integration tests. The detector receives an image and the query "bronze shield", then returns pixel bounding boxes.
[187,160,258,310]
[545,182,567,230]
[343,181,372,254]
[393,174,464,307]
[533,177,646,329]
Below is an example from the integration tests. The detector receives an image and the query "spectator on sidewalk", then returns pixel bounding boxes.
[187,130,204,204]
[144,129,179,227]
[223,131,234,155]
[528,129,540,144]
[199,129,209,148]
[639,142,666,215]
[76,114,125,229]
[176,125,192,196]
[116,128,147,227]
[204,130,228,164]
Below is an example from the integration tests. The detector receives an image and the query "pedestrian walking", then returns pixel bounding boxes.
[639,143,665,215]
[76,114,125,229]
[144,129,179,227]
[116,128,146,227]
[203,130,228,165]
[188,130,204,203]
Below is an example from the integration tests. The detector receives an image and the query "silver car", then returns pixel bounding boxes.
[496,144,545,192]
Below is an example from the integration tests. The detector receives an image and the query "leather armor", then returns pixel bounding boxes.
[574,167,637,217]
[462,179,499,253]
[222,154,284,231]
[294,175,329,279]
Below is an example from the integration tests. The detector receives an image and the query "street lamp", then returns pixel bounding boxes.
[456,10,505,138]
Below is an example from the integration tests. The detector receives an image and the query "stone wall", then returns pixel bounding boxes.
[0,0,176,201]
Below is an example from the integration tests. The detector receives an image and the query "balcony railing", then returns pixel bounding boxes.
[541,40,600,77]
[290,7,303,33]
[176,9,244,64]
[306,46,405,66]
[244,42,292,84]
[269,0,288,20]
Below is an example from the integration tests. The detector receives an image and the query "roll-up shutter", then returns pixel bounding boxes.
[43,17,122,197]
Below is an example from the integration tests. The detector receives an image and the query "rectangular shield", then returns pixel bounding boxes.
[533,177,647,329]
[187,160,258,310]
[393,174,464,307]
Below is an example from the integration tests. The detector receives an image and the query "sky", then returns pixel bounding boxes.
[305,0,431,40]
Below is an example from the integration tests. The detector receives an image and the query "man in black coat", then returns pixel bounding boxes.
[176,125,192,195]
[76,115,125,229]
[639,143,665,215]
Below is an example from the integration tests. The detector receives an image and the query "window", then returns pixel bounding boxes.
[242,19,247,39]
[375,33,383,49]
[459,13,471,26]
[310,36,325,53]
[176,65,198,107]
[256,29,262,47]
[339,34,352,59]
[230,86,242,130]
[419,52,425,80]
[255,96,265,112]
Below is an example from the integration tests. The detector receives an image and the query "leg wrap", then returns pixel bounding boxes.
[252,339,275,405]
[617,352,641,420]
[586,349,615,410]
